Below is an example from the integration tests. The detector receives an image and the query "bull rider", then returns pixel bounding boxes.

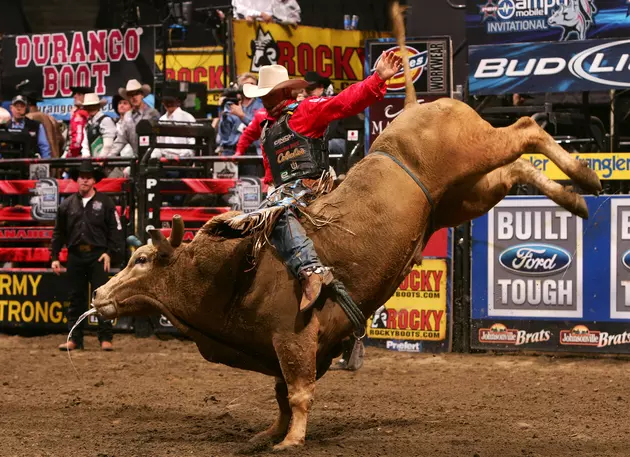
[241,51,402,311]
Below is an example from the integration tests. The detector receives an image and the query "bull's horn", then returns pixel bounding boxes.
[148,228,174,258]
[168,215,185,248]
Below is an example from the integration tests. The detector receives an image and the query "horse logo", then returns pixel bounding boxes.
[247,28,279,72]
[547,0,597,41]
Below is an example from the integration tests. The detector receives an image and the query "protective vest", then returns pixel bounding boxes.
[86,114,111,151]
[7,117,40,156]
[262,105,329,186]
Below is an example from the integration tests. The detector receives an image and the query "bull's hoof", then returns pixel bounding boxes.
[272,439,304,452]
[249,429,284,444]
[577,160,603,195]
[572,193,589,220]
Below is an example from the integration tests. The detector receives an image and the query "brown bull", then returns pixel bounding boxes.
[92,4,602,450]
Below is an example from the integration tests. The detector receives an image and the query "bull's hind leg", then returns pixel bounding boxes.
[509,159,588,218]
[436,159,588,228]
[250,378,292,443]
[488,117,601,195]
[271,316,320,450]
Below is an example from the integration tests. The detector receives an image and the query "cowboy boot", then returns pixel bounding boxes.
[299,267,334,311]
[58,340,83,351]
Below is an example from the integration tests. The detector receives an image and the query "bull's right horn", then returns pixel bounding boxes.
[168,215,185,248]
[148,228,174,259]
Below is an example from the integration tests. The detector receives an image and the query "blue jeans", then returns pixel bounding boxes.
[270,208,322,278]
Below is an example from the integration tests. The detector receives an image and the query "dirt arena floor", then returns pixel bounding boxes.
[1,334,629,457]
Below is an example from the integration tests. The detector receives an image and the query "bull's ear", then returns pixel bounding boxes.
[148,229,174,259]
[168,215,185,248]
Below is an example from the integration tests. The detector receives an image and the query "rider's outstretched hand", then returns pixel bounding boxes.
[375,50,403,81]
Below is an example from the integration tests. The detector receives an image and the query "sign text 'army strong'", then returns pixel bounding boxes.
[487,199,582,318]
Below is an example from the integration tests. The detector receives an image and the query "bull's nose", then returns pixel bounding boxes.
[91,289,98,306]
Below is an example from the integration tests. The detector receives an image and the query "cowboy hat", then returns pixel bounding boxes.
[242,65,308,99]
[118,79,151,99]
[69,160,105,183]
[304,71,332,89]
[70,86,92,95]
[160,86,185,102]
[79,93,107,108]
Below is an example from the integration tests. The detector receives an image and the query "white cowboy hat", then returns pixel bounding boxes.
[242,65,308,98]
[80,93,107,107]
[118,79,151,99]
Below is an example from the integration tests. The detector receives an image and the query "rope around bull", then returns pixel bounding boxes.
[330,280,367,339]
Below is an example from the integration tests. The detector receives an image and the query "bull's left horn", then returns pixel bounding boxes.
[168,215,185,248]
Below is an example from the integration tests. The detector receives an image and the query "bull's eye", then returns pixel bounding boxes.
[134,256,148,265]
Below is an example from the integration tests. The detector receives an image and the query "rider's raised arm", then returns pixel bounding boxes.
[288,72,387,138]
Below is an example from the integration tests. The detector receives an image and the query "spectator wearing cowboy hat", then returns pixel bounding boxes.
[66,86,91,157]
[80,93,117,157]
[111,93,134,158]
[111,93,131,122]
[52,161,123,352]
[107,79,160,161]
[304,71,333,97]
[151,86,196,159]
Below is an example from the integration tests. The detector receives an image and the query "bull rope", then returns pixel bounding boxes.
[330,280,367,339]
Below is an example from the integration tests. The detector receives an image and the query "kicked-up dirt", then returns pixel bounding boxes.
[0,333,629,457]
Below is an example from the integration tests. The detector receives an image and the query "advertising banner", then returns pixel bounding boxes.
[523,153,630,180]
[466,0,630,46]
[365,257,452,353]
[471,195,630,353]
[1,28,156,120]
[365,95,444,151]
[154,47,225,105]
[0,270,131,332]
[233,20,388,93]
[365,37,453,97]
[469,37,630,95]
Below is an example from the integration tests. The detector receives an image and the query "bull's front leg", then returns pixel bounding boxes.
[271,315,320,450]
[250,377,292,444]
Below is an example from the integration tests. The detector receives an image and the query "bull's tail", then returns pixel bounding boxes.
[390,1,416,109]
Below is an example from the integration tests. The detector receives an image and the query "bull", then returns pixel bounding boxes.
[92,3,602,450]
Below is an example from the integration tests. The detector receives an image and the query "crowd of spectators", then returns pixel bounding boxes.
[0,66,354,184]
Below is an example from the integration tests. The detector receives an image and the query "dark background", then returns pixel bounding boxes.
[0,0,468,88]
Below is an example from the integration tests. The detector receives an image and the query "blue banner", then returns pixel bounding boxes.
[1,95,155,122]
[466,0,630,46]
[469,37,630,95]
[471,195,630,353]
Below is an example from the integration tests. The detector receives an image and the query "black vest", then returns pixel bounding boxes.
[86,114,110,148]
[8,117,40,156]
[262,105,329,186]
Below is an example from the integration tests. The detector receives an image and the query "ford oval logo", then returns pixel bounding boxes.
[622,250,630,271]
[499,244,572,276]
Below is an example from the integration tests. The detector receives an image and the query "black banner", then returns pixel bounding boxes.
[365,37,453,97]
[1,27,155,100]
[0,270,131,333]
[472,319,630,354]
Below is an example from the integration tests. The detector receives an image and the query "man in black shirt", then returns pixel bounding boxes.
[52,161,123,351]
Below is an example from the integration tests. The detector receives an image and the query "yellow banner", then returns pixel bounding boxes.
[233,20,389,93]
[155,47,226,105]
[367,259,447,341]
[524,153,630,180]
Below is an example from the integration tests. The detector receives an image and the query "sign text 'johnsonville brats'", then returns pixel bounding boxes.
[367,259,447,341]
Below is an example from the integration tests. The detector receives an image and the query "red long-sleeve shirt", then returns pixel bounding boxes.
[235,108,274,185]
[236,72,388,185]
[277,72,387,137]
[68,107,88,157]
